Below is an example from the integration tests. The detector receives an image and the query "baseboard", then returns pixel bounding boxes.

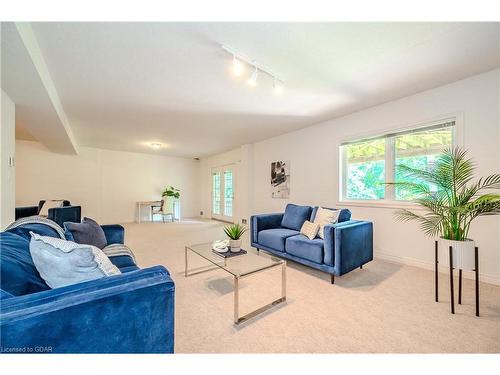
[376,251,500,286]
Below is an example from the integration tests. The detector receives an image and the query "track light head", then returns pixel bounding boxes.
[232,55,244,77]
[273,79,284,95]
[247,67,258,87]
[223,46,283,94]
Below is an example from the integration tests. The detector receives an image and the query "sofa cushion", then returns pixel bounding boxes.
[286,235,324,264]
[117,265,141,273]
[311,206,351,223]
[300,220,320,240]
[258,228,300,252]
[29,232,121,289]
[106,252,138,273]
[0,289,13,300]
[313,207,341,239]
[281,204,313,231]
[64,217,108,249]
[0,232,50,296]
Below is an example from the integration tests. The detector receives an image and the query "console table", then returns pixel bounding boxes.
[136,200,161,223]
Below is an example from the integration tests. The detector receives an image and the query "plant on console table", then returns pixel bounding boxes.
[388,147,500,270]
[162,186,180,214]
[224,223,247,253]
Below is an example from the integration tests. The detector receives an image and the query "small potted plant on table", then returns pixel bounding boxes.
[224,223,247,253]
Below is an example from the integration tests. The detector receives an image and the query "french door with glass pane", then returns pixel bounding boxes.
[212,165,234,222]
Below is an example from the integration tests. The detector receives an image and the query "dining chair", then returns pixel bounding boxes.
[151,200,174,223]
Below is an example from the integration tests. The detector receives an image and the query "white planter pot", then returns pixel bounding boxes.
[163,196,176,213]
[438,238,476,271]
[229,239,242,253]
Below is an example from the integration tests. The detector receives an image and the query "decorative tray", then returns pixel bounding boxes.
[212,248,247,258]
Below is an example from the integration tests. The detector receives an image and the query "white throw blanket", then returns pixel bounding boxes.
[102,243,137,263]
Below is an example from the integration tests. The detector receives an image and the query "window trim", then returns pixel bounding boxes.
[338,113,463,208]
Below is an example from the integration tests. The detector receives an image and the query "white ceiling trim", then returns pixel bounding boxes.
[15,22,78,154]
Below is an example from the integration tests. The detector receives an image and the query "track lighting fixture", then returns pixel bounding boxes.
[232,55,244,76]
[273,78,284,95]
[222,45,284,94]
[247,67,258,87]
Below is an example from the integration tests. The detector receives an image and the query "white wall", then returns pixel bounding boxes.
[16,140,200,224]
[1,90,16,229]
[199,147,242,221]
[198,144,254,225]
[201,69,500,285]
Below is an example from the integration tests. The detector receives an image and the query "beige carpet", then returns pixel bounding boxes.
[123,219,500,353]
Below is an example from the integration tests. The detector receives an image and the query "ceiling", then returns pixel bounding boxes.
[5,22,500,157]
[1,22,78,154]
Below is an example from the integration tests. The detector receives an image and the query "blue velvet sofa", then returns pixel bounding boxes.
[251,204,373,283]
[0,221,175,353]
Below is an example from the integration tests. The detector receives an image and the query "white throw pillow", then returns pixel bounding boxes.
[29,232,121,289]
[300,220,320,240]
[39,200,64,217]
[313,207,341,239]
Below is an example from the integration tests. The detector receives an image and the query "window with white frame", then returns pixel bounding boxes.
[340,120,455,202]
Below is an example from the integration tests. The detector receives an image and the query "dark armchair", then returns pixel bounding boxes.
[15,200,81,227]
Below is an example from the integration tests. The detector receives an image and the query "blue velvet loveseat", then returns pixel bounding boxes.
[251,204,373,284]
[0,220,175,353]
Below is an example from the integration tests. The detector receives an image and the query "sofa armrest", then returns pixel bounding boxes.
[102,224,125,245]
[250,213,284,243]
[323,220,373,275]
[15,206,39,220]
[0,265,175,353]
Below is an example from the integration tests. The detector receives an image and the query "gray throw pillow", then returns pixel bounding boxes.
[64,217,108,249]
[29,232,120,289]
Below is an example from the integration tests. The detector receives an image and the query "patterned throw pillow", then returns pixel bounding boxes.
[29,232,120,289]
[300,220,320,240]
[313,207,341,239]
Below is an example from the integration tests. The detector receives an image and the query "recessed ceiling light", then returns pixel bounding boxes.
[150,143,162,150]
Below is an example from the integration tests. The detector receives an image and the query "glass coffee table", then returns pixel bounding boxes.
[185,243,286,324]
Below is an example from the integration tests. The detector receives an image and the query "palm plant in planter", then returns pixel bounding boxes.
[390,147,500,270]
[223,223,247,253]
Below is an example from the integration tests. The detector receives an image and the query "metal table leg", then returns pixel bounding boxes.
[282,262,286,300]
[234,276,239,324]
[233,262,287,325]
[184,247,225,277]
